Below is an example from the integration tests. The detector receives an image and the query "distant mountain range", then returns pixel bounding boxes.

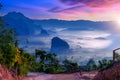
[2,12,114,36]
[34,19,114,32]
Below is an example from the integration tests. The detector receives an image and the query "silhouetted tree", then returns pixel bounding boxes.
[35,49,46,64]
[63,59,79,72]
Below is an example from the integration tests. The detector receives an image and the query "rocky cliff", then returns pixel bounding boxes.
[50,37,70,54]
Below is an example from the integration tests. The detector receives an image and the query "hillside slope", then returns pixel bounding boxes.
[93,62,120,80]
[0,64,14,80]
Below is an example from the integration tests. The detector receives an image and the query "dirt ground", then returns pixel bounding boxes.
[23,71,97,80]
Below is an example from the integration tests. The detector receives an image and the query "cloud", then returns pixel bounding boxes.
[18,30,114,63]
[49,0,120,13]
[53,28,67,32]
[79,39,112,49]
[58,30,112,49]
[43,0,120,21]
[95,37,106,40]
[59,0,120,7]
[48,5,85,12]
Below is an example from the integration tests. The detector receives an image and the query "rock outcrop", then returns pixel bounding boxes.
[93,62,120,80]
[50,37,70,54]
[0,64,14,80]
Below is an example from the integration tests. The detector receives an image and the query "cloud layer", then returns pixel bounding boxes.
[59,0,120,7]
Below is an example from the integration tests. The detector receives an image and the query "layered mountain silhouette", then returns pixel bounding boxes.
[2,12,114,36]
[2,12,48,36]
[50,37,70,54]
[34,19,113,31]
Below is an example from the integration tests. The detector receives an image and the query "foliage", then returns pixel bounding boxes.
[28,62,41,72]
[35,49,46,64]
[17,51,36,75]
[97,59,113,71]
[0,7,35,76]
[63,59,79,72]
[35,49,66,74]
[0,44,19,68]
[0,14,20,70]
[86,59,97,70]
[115,53,120,61]
[45,65,66,74]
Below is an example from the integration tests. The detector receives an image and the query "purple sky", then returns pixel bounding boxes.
[1,0,120,21]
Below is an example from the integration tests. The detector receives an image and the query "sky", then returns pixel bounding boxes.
[1,0,120,21]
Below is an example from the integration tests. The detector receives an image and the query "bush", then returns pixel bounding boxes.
[63,59,79,72]
[28,62,41,72]
[45,65,66,74]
